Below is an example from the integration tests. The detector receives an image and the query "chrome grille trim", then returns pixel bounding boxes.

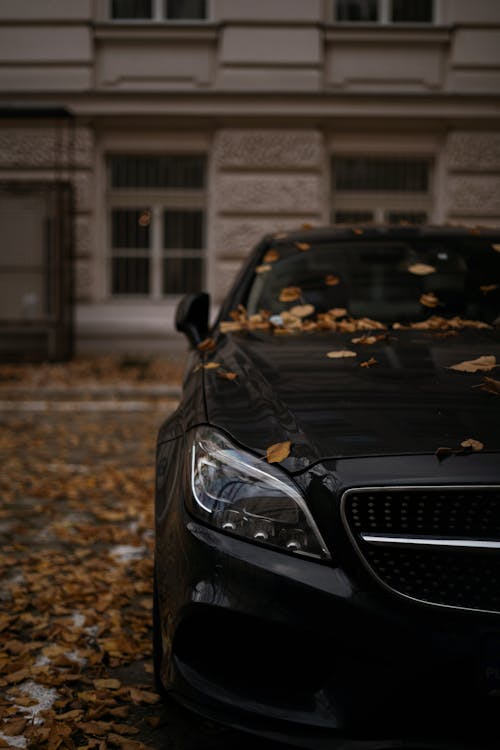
[341,485,500,616]
[360,533,500,551]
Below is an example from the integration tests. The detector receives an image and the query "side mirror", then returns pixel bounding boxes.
[175,292,210,347]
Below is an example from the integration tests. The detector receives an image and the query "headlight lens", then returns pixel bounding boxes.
[189,427,330,560]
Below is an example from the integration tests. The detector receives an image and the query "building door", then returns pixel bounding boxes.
[0,183,73,361]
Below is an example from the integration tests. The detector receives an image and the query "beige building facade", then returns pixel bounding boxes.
[0,0,499,356]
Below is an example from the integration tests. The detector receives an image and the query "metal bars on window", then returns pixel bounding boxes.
[331,156,433,226]
[110,0,206,19]
[108,155,206,297]
[334,0,433,23]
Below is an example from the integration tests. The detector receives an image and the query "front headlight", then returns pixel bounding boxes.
[188,427,330,560]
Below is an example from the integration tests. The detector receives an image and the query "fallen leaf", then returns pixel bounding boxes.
[279,286,302,302]
[360,357,377,368]
[289,304,315,318]
[492,244,500,252]
[197,338,216,352]
[93,678,121,690]
[408,263,436,276]
[325,274,340,286]
[255,264,272,274]
[435,447,453,462]
[202,362,220,370]
[273,233,288,240]
[280,312,303,329]
[3,718,27,736]
[326,350,357,359]
[460,438,484,452]
[266,441,291,464]
[479,376,500,395]
[351,334,386,345]
[480,284,498,294]
[449,355,496,373]
[328,308,347,318]
[295,242,310,251]
[219,321,242,333]
[217,370,238,381]
[127,687,160,705]
[420,292,440,308]
[301,223,313,229]
[352,228,364,235]
[263,249,280,263]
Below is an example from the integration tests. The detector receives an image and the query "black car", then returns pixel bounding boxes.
[154,226,500,749]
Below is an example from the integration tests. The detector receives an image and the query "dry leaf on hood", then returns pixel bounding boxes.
[295,242,310,251]
[352,334,386,345]
[449,355,496,373]
[273,233,288,240]
[266,441,291,464]
[326,350,357,359]
[255,264,272,274]
[435,446,453,462]
[460,438,484,452]
[478,376,500,395]
[325,274,340,286]
[289,304,315,318]
[408,263,436,276]
[280,312,303,329]
[360,357,377,368]
[197,337,216,352]
[217,370,238,381]
[263,249,280,263]
[480,284,498,294]
[420,292,440,308]
[279,286,302,302]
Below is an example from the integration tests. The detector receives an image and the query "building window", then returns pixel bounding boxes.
[334,0,433,23]
[331,156,432,225]
[111,0,207,20]
[108,154,206,297]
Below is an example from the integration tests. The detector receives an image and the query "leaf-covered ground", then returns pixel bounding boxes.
[0,408,285,750]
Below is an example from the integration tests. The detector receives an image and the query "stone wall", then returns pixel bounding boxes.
[211,128,325,300]
[445,132,500,225]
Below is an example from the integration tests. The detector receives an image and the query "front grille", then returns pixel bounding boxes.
[342,486,500,613]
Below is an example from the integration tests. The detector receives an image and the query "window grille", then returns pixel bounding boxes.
[331,156,433,226]
[111,0,206,19]
[108,155,206,297]
[334,0,433,23]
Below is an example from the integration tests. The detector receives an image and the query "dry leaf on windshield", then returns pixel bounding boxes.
[263,249,280,263]
[480,284,499,294]
[273,232,288,240]
[220,321,242,333]
[325,274,340,286]
[408,263,436,276]
[197,337,217,352]
[360,357,377,368]
[420,292,440,308]
[289,304,315,318]
[279,286,302,302]
[255,264,272,274]
[266,440,291,463]
[217,370,238,381]
[326,350,357,359]
[479,376,500,396]
[449,355,496,373]
[460,438,484,452]
[295,242,310,251]
[329,308,347,319]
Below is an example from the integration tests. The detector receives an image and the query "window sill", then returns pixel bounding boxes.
[326,24,450,44]
[94,21,218,42]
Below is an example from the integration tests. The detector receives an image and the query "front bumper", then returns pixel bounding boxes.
[155,506,500,749]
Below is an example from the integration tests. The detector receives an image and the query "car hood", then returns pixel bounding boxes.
[203,328,500,468]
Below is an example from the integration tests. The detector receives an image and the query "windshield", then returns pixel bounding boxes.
[245,237,500,325]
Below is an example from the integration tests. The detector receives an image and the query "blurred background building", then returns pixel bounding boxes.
[0,0,499,359]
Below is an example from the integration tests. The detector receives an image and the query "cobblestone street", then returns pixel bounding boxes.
[0,393,290,750]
